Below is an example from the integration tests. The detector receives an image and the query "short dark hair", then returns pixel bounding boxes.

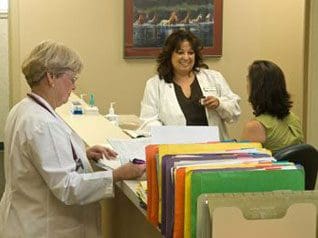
[248,60,292,119]
[157,30,208,83]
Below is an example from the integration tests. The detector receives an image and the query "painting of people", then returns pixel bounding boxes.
[124,0,222,58]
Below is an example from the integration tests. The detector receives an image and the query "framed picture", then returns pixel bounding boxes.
[124,0,223,58]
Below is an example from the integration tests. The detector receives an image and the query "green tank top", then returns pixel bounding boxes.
[255,112,304,154]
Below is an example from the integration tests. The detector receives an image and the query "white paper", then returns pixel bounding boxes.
[95,157,121,170]
[150,126,219,144]
[96,126,219,170]
[107,137,151,164]
[122,129,151,138]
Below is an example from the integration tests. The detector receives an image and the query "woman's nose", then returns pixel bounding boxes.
[182,53,190,59]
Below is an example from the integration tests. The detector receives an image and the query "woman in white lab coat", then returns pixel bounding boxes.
[0,40,146,238]
[140,30,241,140]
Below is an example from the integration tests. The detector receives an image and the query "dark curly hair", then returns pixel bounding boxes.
[157,30,208,83]
[248,60,292,119]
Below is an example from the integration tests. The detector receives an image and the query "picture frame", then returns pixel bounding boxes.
[124,0,223,58]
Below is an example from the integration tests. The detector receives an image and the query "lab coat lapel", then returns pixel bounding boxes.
[161,82,186,125]
[70,131,93,173]
[196,70,218,97]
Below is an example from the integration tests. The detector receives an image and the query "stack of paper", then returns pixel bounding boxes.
[136,181,147,209]
[95,137,151,170]
[95,156,121,170]
[97,125,220,170]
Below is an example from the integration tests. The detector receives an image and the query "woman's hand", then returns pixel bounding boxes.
[202,96,220,110]
[86,145,118,161]
[113,162,146,182]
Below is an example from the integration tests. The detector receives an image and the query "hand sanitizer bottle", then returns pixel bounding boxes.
[105,102,119,126]
[80,93,87,104]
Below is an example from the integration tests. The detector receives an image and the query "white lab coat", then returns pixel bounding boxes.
[140,69,241,140]
[0,94,114,238]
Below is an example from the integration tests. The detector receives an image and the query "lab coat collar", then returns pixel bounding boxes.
[28,92,58,118]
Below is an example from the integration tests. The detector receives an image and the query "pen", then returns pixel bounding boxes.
[131,158,146,165]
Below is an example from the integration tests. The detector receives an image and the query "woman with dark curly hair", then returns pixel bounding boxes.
[140,30,241,140]
[241,60,304,153]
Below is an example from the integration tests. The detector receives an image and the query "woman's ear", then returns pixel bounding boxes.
[46,72,55,88]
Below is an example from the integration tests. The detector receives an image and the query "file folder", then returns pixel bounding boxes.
[174,167,186,238]
[188,167,305,238]
[145,144,159,226]
[157,142,263,223]
[161,153,273,238]
[174,161,285,238]
[213,204,315,238]
[146,142,265,228]
[197,190,318,238]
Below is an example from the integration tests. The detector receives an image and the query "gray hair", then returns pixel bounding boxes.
[22,40,83,87]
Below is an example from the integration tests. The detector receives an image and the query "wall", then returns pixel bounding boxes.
[9,0,305,140]
[0,11,9,143]
[306,0,318,147]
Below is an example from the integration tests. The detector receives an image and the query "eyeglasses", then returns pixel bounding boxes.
[70,75,79,84]
[63,71,79,84]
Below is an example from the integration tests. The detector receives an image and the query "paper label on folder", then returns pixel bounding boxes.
[151,126,219,144]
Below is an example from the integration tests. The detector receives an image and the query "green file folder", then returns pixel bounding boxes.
[188,167,305,238]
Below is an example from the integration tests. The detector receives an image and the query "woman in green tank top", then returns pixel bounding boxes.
[241,60,304,154]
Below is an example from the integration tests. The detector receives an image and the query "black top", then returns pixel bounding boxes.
[173,77,208,126]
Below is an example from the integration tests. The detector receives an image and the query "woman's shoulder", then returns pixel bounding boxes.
[145,74,170,88]
[147,74,160,81]
[284,112,302,127]
[197,68,222,76]
[256,113,274,120]
[244,119,264,130]
[146,74,162,85]
[196,68,225,82]
[287,111,301,121]
[11,102,63,136]
[258,112,301,124]
[241,119,266,143]
[255,114,277,128]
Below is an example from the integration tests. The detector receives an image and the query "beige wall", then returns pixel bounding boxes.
[9,0,306,140]
[306,0,318,148]
[0,13,9,142]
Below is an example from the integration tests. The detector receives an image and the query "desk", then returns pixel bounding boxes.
[56,94,161,238]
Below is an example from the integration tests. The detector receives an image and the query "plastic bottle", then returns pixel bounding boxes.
[89,94,95,107]
[84,93,99,114]
[70,93,85,115]
[105,102,119,126]
[80,93,87,104]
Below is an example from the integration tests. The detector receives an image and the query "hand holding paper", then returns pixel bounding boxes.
[86,145,118,161]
